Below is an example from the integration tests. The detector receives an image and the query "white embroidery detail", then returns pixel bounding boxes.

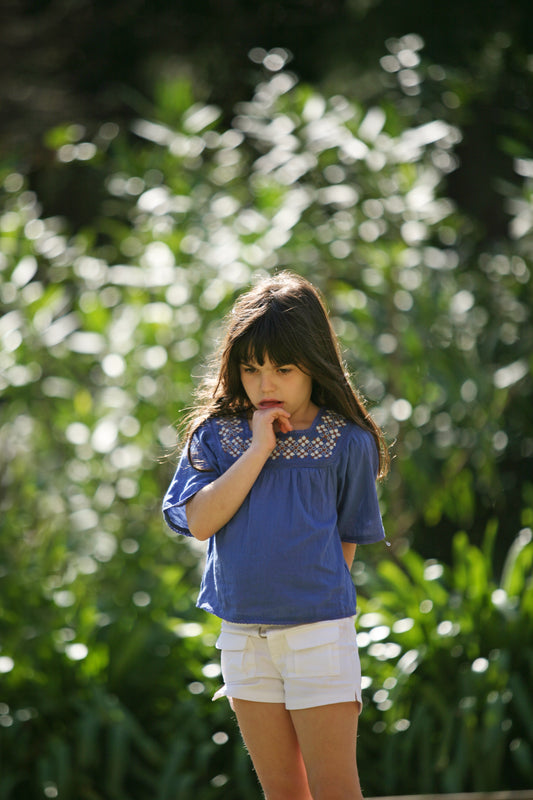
[216,411,347,461]
[216,417,252,458]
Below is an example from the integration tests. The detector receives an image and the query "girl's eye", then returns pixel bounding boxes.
[241,365,257,374]
[278,367,292,374]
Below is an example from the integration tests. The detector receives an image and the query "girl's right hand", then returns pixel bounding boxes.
[250,407,292,454]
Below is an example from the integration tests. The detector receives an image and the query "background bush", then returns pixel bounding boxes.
[356,525,533,794]
[1,41,532,798]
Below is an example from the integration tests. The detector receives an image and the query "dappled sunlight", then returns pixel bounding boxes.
[1,33,533,798]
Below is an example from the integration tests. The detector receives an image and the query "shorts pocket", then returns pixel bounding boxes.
[284,623,341,678]
[216,631,255,679]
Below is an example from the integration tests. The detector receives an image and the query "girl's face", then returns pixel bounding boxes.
[239,355,317,429]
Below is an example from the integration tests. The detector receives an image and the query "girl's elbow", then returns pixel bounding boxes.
[186,507,215,541]
[190,524,214,541]
[185,497,220,540]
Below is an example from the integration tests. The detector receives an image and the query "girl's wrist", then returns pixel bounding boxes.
[247,438,275,460]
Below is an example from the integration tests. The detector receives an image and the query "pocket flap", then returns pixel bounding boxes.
[215,632,249,651]
[285,623,339,651]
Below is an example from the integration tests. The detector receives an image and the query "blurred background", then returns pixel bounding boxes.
[1,0,532,797]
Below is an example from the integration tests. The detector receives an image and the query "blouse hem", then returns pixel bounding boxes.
[198,604,358,627]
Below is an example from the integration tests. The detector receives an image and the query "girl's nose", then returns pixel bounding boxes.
[260,371,275,391]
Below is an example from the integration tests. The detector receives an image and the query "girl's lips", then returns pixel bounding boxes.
[259,400,283,408]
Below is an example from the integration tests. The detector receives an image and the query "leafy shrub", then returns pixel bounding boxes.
[355,523,533,794]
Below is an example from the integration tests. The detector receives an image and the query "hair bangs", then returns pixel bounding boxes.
[231,311,303,368]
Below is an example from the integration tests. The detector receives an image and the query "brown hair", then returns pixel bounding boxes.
[182,271,389,478]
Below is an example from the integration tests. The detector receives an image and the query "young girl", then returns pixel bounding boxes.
[163,271,389,800]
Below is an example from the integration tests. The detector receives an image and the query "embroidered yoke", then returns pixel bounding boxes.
[216,411,345,461]
[163,408,385,625]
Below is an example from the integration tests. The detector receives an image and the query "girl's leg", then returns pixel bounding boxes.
[232,698,313,800]
[289,701,363,800]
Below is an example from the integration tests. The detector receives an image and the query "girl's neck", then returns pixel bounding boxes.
[289,402,320,431]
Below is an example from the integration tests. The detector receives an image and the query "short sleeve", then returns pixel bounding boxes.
[162,424,221,536]
[336,428,385,544]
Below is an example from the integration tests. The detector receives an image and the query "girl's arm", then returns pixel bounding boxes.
[342,542,357,570]
[186,406,291,541]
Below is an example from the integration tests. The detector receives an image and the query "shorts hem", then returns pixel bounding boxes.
[286,691,362,711]
[214,686,362,712]
[215,686,284,704]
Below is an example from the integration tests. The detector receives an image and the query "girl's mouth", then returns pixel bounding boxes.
[258,400,283,409]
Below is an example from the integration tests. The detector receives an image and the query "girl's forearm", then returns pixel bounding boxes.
[185,444,271,540]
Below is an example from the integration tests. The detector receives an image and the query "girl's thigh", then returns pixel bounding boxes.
[232,698,313,800]
[289,701,363,800]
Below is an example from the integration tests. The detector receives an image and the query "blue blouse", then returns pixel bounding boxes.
[162,408,385,625]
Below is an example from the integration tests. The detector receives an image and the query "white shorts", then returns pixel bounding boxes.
[214,616,362,711]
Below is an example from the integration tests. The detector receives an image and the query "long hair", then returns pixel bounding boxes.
[183,271,389,478]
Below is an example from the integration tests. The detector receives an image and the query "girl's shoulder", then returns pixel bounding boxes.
[319,408,372,441]
[191,412,244,435]
[312,408,350,453]
[212,414,251,459]
[191,413,250,458]
[188,413,232,453]
[320,408,379,462]
[186,413,248,468]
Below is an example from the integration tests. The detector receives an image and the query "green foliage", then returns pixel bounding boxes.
[355,524,533,794]
[1,48,532,796]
